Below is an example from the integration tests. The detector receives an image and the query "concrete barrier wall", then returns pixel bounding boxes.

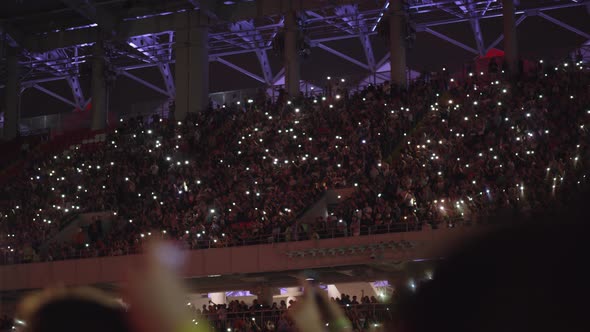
[0,226,489,292]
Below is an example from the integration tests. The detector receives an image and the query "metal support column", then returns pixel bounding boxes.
[486,14,526,53]
[91,41,107,130]
[255,49,274,86]
[360,32,377,80]
[3,48,19,140]
[67,75,86,110]
[502,0,519,76]
[466,0,486,56]
[389,0,407,88]
[190,26,209,114]
[175,12,209,121]
[470,19,485,55]
[284,10,301,98]
[175,17,189,121]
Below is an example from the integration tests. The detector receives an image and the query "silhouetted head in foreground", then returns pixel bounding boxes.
[398,188,590,332]
[17,288,130,332]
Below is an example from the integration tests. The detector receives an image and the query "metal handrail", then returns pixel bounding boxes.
[0,217,470,265]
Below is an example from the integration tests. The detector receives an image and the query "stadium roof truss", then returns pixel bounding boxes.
[1,0,589,107]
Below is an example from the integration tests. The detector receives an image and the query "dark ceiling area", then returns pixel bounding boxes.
[0,0,589,119]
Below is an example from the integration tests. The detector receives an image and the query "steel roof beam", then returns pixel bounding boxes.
[128,35,175,98]
[20,1,590,53]
[6,0,589,93]
[60,0,118,36]
[205,0,360,22]
[210,35,251,50]
[229,21,267,48]
[537,12,590,40]
[423,27,479,54]
[229,20,276,85]
[335,5,375,72]
[375,72,389,81]
[417,1,589,27]
[316,43,370,70]
[482,0,495,16]
[20,76,67,87]
[26,4,352,51]
[28,48,86,109]
[66,75,86,110]
[453,1,469,14]
[376,52,391,69]
[29,50,68,74]
[272,68,285,84]
[208,47,271,59]
[0,24,24,49]
[68,46,86,109]
[158,63,175,99]
[359,33,376,72]
[266,17,284,48]
[437,3,466,18]
[1,76,68,90]
[213,56,266,83]
[167,32,174,61]
[119,70,172,97]
[410,0,501,13]
[306,10,355,35]
[32,84,78,108]
[127,33,179,61]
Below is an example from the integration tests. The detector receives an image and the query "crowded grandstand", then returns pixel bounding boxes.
[1,61,588,264]
[1,0,590,331]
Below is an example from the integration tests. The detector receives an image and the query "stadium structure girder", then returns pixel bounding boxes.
[0,0,589,113]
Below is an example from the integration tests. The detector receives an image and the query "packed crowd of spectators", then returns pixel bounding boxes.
[0,292,390,332]
[0,59,588,264]
[0,73,433,263]
[329,63,590,235]
[190,293,389,332]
